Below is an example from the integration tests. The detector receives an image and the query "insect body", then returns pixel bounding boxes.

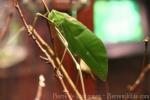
[48,10,108,81]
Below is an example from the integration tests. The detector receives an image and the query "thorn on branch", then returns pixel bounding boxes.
[40,56,50,64]
[40,56,48,61]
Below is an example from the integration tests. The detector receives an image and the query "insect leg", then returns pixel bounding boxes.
[30,12,49,36]
[55,27,86,100]
[57,48,67,70]
[41,0,50,13]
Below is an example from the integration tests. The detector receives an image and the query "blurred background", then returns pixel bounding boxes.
[0,0,150,100]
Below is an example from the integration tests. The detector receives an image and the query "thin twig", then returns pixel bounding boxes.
[14,2,83,100]
[32,28,73,100]
[42,0,56,53]
[128,64,150,92]
[128,36,149,92]
[142,36,149,67]
[35,74,45,100]
[41,0,50,13]
[42,0,61,56]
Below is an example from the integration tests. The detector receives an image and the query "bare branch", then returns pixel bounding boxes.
[128,64,150,92]
[128,36,149,92]
[35,74,45,100]
[14,1,83,100]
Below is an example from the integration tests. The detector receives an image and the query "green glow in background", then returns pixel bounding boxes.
[94,0,143,43]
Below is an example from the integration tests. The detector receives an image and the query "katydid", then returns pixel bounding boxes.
[48,10,108,81]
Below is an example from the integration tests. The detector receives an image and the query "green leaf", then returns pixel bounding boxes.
[48,10,108,81]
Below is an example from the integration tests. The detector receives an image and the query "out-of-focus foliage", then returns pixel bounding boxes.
[0,1,27,68]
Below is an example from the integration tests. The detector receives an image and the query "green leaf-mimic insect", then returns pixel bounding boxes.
[48,10,108,81]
